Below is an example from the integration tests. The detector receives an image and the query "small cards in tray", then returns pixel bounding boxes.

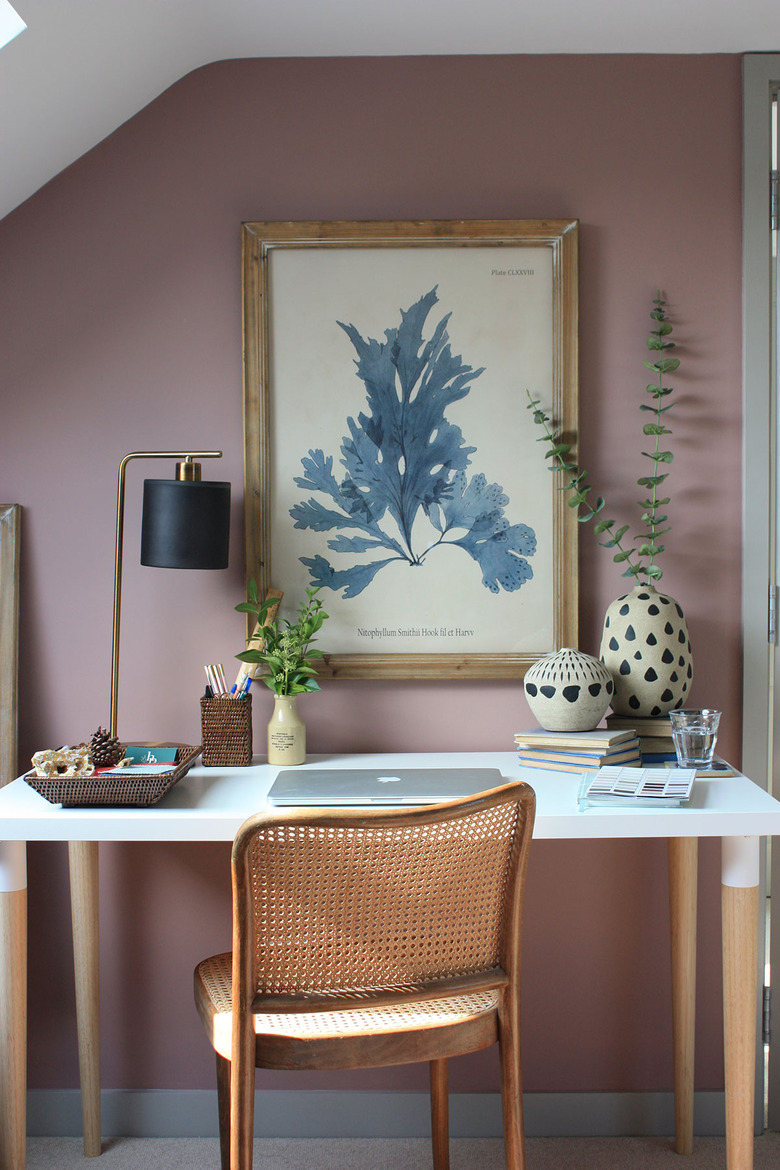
[578,765,696,810]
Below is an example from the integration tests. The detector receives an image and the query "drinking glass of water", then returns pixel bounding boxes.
[668,709,722,768]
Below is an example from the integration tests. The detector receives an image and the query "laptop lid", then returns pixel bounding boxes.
[267,767,505,807]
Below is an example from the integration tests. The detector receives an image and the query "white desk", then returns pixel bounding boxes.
[1,750,779,1170]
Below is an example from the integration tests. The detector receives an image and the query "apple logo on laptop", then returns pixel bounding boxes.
[377,775,402,783]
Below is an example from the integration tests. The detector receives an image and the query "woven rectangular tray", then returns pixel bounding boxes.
[23,743,202,808]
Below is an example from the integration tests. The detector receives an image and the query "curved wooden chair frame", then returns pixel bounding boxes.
[194,780,536,1170]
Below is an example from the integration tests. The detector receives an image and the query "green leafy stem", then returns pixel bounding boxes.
[526,292,680,584]
[235,582,328,697]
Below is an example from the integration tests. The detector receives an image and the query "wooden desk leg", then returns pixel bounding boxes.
[721,836,760,1170]
[668,836,697,1156]
[68,841,101,1157]
[0,840,27,1170]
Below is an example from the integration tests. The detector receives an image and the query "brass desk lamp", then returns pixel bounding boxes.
[110,450,230,737]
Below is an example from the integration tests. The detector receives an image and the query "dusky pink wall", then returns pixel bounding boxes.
[0,54,742,1096]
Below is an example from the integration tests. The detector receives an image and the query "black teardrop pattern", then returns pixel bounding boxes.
[600,589,692,716]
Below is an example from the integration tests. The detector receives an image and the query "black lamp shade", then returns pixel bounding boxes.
[140,479,231,569]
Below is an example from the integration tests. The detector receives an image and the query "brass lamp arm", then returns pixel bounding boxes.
[110,450,223,739]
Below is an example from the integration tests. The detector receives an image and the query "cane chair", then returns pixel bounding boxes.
[194,780,536,1170]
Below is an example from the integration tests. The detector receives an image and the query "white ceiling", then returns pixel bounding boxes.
[2,0,779,222]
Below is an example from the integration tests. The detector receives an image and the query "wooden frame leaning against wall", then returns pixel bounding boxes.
[0,504,20,786]
[242,218,579,680]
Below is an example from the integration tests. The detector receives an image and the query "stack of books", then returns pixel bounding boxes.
[605,713,674,756]
[514,728,642,773]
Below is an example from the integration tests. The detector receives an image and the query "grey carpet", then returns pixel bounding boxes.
[24,1133,780,1168]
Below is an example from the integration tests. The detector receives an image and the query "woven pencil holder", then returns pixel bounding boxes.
[200,694,253,767]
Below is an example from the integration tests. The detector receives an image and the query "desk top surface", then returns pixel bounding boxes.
[2,752,780,842]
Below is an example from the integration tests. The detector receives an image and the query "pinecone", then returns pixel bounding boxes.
[89,726,125,768]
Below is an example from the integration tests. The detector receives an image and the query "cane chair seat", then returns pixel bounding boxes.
[196,950,501,1064]
[193,781,535,1170]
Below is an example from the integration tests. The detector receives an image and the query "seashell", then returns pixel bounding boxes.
[32,745,95,779]
[31,749,58,777]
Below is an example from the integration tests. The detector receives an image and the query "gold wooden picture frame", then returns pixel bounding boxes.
[0,504,20,784]
[242,219,578,680]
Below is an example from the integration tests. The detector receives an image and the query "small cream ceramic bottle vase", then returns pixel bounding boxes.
[599,584,693,717]
[267,695,306,766]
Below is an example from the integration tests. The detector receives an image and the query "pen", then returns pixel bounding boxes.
[204,664,228,696]
[230,669,252,696]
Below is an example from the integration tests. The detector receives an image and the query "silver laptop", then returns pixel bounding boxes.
[267,767,505,807]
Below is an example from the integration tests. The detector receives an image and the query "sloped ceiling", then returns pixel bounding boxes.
[1,0,778,222]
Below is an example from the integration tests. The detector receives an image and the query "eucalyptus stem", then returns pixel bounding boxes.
[647,369,664,577]
[526,392,642,577]
[527,291,679,586]
[636,291,677,580]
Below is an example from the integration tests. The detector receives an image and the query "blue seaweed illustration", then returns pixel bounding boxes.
[290,287,537,598]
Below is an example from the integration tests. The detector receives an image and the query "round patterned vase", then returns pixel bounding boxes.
[599,585,693,717]
[523,648,614,732]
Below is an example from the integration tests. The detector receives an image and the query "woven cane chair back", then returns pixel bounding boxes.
[232,782,535,1009]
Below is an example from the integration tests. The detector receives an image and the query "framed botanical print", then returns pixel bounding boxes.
[242,218,578,679]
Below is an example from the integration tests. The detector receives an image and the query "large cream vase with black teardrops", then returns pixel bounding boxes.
[599,585,693,717]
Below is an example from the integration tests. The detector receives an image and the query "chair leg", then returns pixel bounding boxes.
[216,1053,231,1170]
[230,1020,256,1170]
[430,1058,450,1170]
[499,1013,526,1170]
